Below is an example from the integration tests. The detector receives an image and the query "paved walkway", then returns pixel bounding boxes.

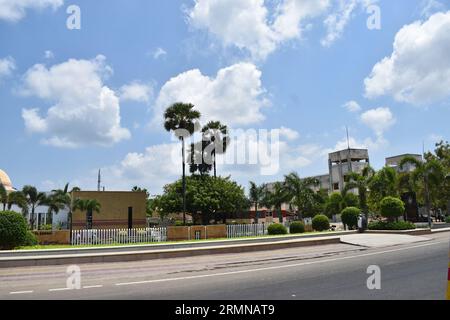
[340,233,431,248]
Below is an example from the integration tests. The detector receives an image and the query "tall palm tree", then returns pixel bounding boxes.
[42,193,66,228]
[189,141,212,176]
[400,156,444,227]
[262,182,290,223]
[6,191,27,212]
[51,183,80,236]
[73,198,101,229]
[164,102,201,225]
[249,181,265,223]
[22,185,47,230]
[201,121,229,178]
[343,166,375,220]
[284,172,319,219]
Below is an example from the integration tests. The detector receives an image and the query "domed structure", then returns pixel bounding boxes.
[0,169,14,192]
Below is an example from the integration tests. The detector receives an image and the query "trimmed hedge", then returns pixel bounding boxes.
[312,214,330,232]
[289,221,305,234]
[267,223,288,235]
[341,207,360,230]
[0,211,29,250]
[368,220,416,230]
[380,197,405,219]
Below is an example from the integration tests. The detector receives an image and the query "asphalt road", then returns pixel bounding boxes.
[1,232,449,300]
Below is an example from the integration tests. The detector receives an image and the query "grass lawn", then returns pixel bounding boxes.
[16,230,338,250]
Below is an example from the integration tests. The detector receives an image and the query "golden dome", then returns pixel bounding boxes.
[0,169,14,192]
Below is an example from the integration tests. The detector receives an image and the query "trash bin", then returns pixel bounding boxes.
[357,214,367,233]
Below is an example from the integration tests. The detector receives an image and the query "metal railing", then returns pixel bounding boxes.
[71,227,167,246]
[226,222,294,238]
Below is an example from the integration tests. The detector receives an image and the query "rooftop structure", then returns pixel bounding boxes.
[0,169,14,192]
[385,154,422,172]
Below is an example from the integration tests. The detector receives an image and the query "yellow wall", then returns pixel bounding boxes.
[72,191,147,230]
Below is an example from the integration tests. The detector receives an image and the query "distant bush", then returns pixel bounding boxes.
[312,214,330,232]
[368,220,416,230]
[341,207,360,230]
[23,232,38,246]
[446,216,450,224]
[380,197,405,219]
[289,221,305,234]
[0,211,29,250]
[267,223,288,235]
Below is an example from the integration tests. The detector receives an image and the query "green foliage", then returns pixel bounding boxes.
[324,192,343,218]
[342,193,359,209]
[0,211,29,250]
[158,175,249,225]
[39,224,52,231]
[289,221,305,234]
[368,220,416,230]
[284,172,320,218]
[23,231,38,246]
[267,223,288,235]
[341,207,361,230]
[445,216,450,223]
[380,196,405,219]
[312,214,330,232]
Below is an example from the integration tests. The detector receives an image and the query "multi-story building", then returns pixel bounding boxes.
[385,154,422,172]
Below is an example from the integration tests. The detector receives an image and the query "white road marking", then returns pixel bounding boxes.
[115,240,448,287]
[48,287,72,292]
[83,285,103,289]
[9,290,33,295]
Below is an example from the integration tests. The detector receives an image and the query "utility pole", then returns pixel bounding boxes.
[97,169,101,192]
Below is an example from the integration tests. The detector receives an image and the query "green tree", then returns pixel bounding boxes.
[380,196,405,221]
[0,184,7,211]
[262,182,290,223]
[400,155,445,227]
[249,181,265,223]
[344,166,375,220]
[201,121,229,178]
[324,192,343,218]
[42,193,66,228]
[22,185,47,230]
[284,172,319,219]
[341,207,361,230]
[158,175,248,225]
[73,198,101,229]
[6,191,27,212]
[164,102,201,225]
[368,166,398,213]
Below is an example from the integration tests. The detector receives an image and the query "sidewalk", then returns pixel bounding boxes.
[340,234,431,248]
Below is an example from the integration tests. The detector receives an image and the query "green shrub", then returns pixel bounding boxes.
[23,232,38,246]
[267,223,288,235]
[368,220,416,230]
[289,221,305,234]
[380,197,405,219]
[445,216,450,224]
[312,214,330,232]
[341,207,360,230]
[39,224,52,231]
[0,211,29,250]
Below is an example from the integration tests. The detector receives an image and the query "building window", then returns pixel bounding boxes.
[333,183,339,190]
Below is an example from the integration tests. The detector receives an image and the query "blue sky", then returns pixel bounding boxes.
[0,0,449,194]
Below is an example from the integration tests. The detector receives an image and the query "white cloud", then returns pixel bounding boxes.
[21,55,130,148]
[365,11,450,105]
[0,56,15,78]
[279,126,300,140]
[188,0,330,60]
[44,50,54,59]
[152,47,167,59]
[321,0,377,47]
[120,82,153,104]
[420,0,445,18]
[154,62,269,127]
[343,100,361,112]
[360,107,396,136]
[0,0,63,22]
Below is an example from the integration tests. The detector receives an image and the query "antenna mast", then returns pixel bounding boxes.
[97,169,101,191]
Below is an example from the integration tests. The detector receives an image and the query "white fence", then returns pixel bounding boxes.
[71,227,167,246]
[227,222,293,238]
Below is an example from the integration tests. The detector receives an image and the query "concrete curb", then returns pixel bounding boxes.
[367,227,450,236]
[0,236,342,268]
[0,230,358,258]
